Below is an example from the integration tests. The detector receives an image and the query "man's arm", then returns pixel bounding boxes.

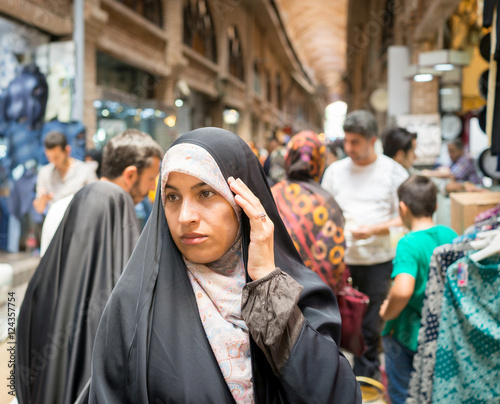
[33,169,53,214]
[379,273,415,320]
[351,216,403,239]
[33,192,53,214]
[445,180,485,193]
[421,166,452,179]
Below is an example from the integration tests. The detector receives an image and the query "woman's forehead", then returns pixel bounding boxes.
[166,172,209,187]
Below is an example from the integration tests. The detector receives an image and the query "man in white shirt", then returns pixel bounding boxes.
[322,110,409,379]
[33,131,97,214]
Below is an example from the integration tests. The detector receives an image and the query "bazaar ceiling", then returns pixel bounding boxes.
[275,0,348,102]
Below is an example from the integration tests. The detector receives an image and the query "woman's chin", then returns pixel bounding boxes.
[181,249,222,265]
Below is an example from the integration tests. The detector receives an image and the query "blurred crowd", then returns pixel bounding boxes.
[13,109,498,404]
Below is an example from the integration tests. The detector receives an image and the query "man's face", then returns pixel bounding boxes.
[343,132,375,165]
[129,157,161,204]
[447,144,463,163]
[405,139,417,168]
[396,139,417,169]
[45,146,70,171]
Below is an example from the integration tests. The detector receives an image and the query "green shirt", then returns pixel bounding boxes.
[381,225,457,351]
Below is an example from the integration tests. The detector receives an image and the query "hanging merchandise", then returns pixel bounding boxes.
[3,121,42,172]
[4,64,48,128]
[0,35,20,91]
[44,62,72,123]
[483,1,500,155]
[407,242,472,404]
[432,253,500,403]
[6,166,37,220]
[478,147,500,180]
[478,69,489,99]
[0,197,8,251]
[3,64,48,171]
[407,210,500,404]
[474,203,500,223]
[479,32,491,62]
[0,89,7,129]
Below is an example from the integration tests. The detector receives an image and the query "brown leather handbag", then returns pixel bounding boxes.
[337,268,370,357]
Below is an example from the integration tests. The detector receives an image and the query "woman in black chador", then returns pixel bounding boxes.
[81,127,361,403]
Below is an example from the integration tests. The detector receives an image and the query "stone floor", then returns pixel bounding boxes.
[0,250,390,402]
[0,251,39,403]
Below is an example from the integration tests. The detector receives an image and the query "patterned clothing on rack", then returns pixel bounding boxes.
[406,241,471,404]
[464,216,500,235]
[474,203,500,223]
[432,255,500,403]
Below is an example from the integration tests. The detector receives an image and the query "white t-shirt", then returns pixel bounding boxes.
[321,154,409,265]
[36,158,97,209]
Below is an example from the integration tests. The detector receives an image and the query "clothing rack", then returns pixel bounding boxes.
[408,210,500,403]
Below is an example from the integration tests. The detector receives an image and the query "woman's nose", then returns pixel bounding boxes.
[178,199,199,224]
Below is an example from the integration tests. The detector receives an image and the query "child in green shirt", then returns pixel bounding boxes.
[379,175,457,404]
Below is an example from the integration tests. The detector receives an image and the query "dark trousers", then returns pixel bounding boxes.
[349,261,393,379]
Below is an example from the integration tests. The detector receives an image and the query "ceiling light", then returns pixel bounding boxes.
[418,50,471,70]
[434,63,455,71]
[414,74,434,82]
[164,115,176,127]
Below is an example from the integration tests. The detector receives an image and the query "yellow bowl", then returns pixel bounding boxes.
[356,376,388,404]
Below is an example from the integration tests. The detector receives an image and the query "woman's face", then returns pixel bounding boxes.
[164,172,239,264]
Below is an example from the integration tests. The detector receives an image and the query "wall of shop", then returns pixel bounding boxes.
[345,0,495,168]
[1,0,325,157]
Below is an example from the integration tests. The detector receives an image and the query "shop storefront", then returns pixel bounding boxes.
[93,52,177,152]
[0,15,82,253]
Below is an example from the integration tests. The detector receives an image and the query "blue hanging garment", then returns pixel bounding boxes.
[4,64,48,128]
[4,121,41,171]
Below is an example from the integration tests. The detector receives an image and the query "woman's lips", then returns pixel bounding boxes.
[180,234,208,246]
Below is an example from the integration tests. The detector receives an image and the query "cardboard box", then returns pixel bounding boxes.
[450,192,500,234]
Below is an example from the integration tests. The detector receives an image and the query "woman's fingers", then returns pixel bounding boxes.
[229,177,270,223]
[228,177,275,280]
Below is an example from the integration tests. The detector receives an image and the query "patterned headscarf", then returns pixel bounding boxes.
[272,131,345,293]
[285,130,326,182]
[161,143,240,218]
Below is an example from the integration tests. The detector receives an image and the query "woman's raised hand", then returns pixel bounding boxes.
[228,177,276,280]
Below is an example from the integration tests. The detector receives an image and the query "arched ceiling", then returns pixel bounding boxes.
[274,0,348,102]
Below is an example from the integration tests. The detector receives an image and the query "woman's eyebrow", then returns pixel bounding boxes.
[192,182,209,190]
[164,182,207,191]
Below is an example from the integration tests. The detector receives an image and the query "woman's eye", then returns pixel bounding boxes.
[200,190,215,198]
[166,193,179,202]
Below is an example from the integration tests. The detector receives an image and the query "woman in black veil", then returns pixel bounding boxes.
[81,127,361,403]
